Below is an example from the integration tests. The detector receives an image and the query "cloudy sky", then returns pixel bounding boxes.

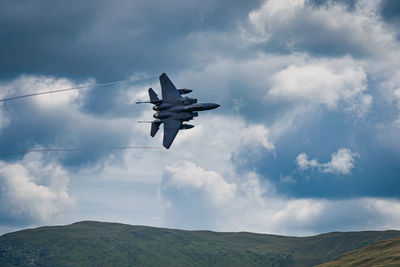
[1,0,400,236]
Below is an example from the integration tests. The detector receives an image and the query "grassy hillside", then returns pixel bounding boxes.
[317,237,400,267]
[1,221,400,266]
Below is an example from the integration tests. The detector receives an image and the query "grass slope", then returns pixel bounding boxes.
[317,237,400,267]
[1,221,400,266]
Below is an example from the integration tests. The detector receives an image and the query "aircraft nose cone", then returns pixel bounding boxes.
[207,103,220,110]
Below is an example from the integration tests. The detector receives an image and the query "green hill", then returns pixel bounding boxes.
[317,237,400,267]
[1,221,400,266]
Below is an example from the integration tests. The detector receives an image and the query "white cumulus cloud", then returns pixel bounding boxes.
[249,0,397,57]
[159,160,400,235]
[296,153,320,170]
[162,161,237,206]
[268,62,369,110]
[0,153,76,223]
[296,148,359,175]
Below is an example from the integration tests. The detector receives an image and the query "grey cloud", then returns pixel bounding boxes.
[0,75,138,168]
[0,0,261,81]
[1,0,400,235]
[159,160,400,235]
[249,0,396,58]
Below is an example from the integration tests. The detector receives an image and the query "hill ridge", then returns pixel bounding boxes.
[21,220,400,238]
[1,221,400,266]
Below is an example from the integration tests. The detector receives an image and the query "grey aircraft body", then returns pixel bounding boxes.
[137,73,220,149]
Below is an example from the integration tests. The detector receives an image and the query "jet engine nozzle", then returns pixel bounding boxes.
[153,103,172,111]
[153,111,173,119]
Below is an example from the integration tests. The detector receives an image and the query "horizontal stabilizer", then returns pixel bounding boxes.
[151,121,161,137]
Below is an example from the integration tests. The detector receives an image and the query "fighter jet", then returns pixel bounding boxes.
[137,73,220,149]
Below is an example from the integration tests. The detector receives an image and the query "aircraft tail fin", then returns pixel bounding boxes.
[151,121,161,137]
[149,88,161,104]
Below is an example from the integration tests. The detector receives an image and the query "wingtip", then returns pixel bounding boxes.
[162,141,172,149]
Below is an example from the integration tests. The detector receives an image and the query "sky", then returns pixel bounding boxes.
[0,0,400,236]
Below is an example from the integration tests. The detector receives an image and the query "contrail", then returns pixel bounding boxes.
[0,81,125,102]
[0,146,161,154]
[0,74,158,102]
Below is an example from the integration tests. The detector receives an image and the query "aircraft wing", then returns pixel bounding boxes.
[163,118,182,149]
[159,73,181,103]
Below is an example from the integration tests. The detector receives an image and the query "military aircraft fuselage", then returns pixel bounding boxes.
[153,96,219,121]
[138,73,219,149]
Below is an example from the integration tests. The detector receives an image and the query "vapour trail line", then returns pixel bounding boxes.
[0,81,125,102]
[0,146,162,154]
[0,75,158,102]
